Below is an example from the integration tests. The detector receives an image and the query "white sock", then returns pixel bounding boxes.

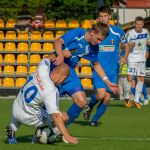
[10,117,21,132]
[134,81,143,102]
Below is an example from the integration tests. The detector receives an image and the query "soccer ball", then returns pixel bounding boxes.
[36,127,56,144]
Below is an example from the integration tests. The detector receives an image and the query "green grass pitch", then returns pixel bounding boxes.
[0,99,150,150]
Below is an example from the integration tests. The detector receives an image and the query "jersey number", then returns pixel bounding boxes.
[21,76,38,103]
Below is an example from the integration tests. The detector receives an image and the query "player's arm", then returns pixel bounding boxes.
[53,37,65,65]
[51,113,78,144]
[93,61,119,94]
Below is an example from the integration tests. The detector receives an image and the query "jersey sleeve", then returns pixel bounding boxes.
[119,28,127,44]
[35,59,60,114]
[61,28,83,50]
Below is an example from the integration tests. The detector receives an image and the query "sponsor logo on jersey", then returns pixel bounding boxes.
[99,45,115,51]
[35,71,45,91]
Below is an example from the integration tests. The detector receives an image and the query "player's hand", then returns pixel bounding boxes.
[120,56,127,65]
[53,55,64,65]
[63,50,72,58]
[62,135,78,144]
[106,82,120,94]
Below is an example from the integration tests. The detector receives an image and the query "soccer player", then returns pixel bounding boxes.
[126,16,150,108]
[83,6,129,126]
[6,57,78,144]
[53,22,119,127]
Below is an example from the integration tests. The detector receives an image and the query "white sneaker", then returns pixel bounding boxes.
[143,99,149,105]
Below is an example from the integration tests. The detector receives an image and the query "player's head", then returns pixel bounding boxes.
[97,6,111,25]
[134,16,144,32]
[50,63,70,85]
[87,22,109,45]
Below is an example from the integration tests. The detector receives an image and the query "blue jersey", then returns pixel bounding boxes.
[61,28,98,68]
[97,25,127,76]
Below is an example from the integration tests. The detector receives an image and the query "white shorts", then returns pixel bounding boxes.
[12,102,53,128]
[127,61,145,76]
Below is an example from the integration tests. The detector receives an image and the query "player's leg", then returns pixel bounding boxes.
[90,75,118,126]
[83,71,106,121]
[6,102,22,144]
[60,68,87,126]
[142,83,149,105]
[124,78,132,108]
[90,92,111,126]
[134,62,145,108]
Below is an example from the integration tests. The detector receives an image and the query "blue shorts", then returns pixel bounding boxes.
[93,71,118,93]
[59,67,84,96]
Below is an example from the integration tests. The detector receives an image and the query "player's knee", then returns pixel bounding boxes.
[103,98,110,104]
[96,92,106,100]
[77,99,87,108]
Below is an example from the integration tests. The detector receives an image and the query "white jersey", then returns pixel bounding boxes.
[14,58,60,115]
[126,28,149,62]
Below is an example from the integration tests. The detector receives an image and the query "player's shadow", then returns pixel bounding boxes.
[17,135,33,143]
[108,103,126,108]
[73,120,102,126]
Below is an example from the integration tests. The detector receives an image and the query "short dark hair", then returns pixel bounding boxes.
[98,6,111,15]
[135,16,144,22]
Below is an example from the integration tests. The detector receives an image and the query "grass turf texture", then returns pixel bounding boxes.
[0,99,150,150]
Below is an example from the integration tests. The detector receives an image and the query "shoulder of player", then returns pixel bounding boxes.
[110,25,123,32]
[142,28,149,33]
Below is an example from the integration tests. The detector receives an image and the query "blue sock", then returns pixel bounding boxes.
[142,83,148,99]
[88,94,98,109]
[91,103,107,122]
[66,103,82,127]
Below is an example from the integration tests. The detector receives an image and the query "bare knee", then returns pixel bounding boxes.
[71,92,87,108]
[96,89,106,100]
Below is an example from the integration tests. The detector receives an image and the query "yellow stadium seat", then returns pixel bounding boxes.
[43,43,54,52]
[81,20,92,29]
[6,31,16,40]
[16,78,26,87]
[18,43,28,51]
[109,20,116,25]
[30,54,41,64]
[3,78,15,87]
[68,20,80,28]
[56,20,67,28]
[3,66,14,75]
[31,31,41,40]
[81,78,93,89]
[4,54,15,64]
[0,66,1,72]
[75,67,79,75]
[43,31,54,40]
[55,31,65,39]
[18,31,28,40]
[44,20,55,28]
[5,42,16,51]
[6,19,16,28]
[0,54,2,63]
[29,66,37,74]
[0,19,4,28]
[80,58,90,65]
[0,31,4,40]
[16,66,27,75]
[0,43,3,51]
[81,66,92,76]
[30,43,41,51]
[17,54,28,64]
